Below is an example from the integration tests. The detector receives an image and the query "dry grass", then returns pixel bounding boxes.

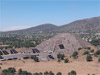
[0,59,100,75]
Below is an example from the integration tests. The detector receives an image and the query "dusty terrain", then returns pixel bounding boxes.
[0,59,100,75]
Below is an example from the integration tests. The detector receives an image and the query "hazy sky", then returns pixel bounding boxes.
[0,0,100,31]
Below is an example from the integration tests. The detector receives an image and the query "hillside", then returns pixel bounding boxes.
[56,17,100,33]
[23,24,58,33]
[0,17,100,34]
[2,24,58,34]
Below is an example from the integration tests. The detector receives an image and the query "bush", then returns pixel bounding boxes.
[18,69,22,75]
[83,51,89,55]
[57,58,61,63]
[98,58,100,62]
[2,67,16,75]
[39,72,43,75]
[90,39,100,46]
[31,56,39,62]
[33,73,39,75]
[57,53,65,60]
[64,58,69,63]
[18,70,32,75]
[56,72,62,75]
[72,51,78,59]
[78,48,82,50]
[86,55,92,62]
[49,71,54,75]
[8,67,16,73]
[87,47,91,50]
[90,49,94,53]
[95,50,100,55]
[44,71,49,75]
[68,70,77,75]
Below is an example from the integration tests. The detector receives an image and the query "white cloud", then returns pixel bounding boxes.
[0,25,34,32]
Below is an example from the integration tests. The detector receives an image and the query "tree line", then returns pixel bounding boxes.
[1,67,77,75]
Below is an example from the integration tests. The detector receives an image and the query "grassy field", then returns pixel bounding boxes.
[0,58,100,75]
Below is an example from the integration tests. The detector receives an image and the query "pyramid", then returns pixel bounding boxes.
[36,33,91,55]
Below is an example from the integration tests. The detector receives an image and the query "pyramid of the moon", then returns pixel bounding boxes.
[36,33,91,55]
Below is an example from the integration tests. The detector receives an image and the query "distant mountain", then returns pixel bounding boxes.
[56,17,100,33]
[0,17,100,34]
[2,24,58,34]
[24,24,58,33]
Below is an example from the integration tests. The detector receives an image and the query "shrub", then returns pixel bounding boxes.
[78,48,82,50]
[8,67,16,73]
[49,71,54,75]
[44,71,49,75]
[90,49,94,53]
[98,58,100,62]
[21,71,32,75]
[87,47,91,50]
[68,72,70,75]
[83,51,89,55]
[56,72,62,75]
[18,69,32,75]
[86,55,92,62]
[33,73,39,75]
[2,69,9,75]
[70,70,77,75]
[31,56,39,62]
[95,50,100,55]
[57,53,65,60]
[39,72,43,75]
[2,67,16,75]
[68,70,77,75]
[72,51,78,57]
[64,58,69,63]
[72,51,78,59]
[18,69,22,75]
[58,58,61,63]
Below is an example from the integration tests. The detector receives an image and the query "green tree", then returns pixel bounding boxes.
[56,72,62,75]
[83,51,89,55]
[2,67,16,75]
[44,71,49,75]
[72,51,78,59]
[86,55,92,62]
[87,47,91,50]
[31,56,39,62]
[39,72,43,75]
[49,71,54,75]
[68,70,77,75]
[18,69,22,75]
[57,53,65,60]
[78,48,82,50]
[90,49,94,53]
[33,73,39,75]
[64,58,69,63]
[95,50,100,55]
